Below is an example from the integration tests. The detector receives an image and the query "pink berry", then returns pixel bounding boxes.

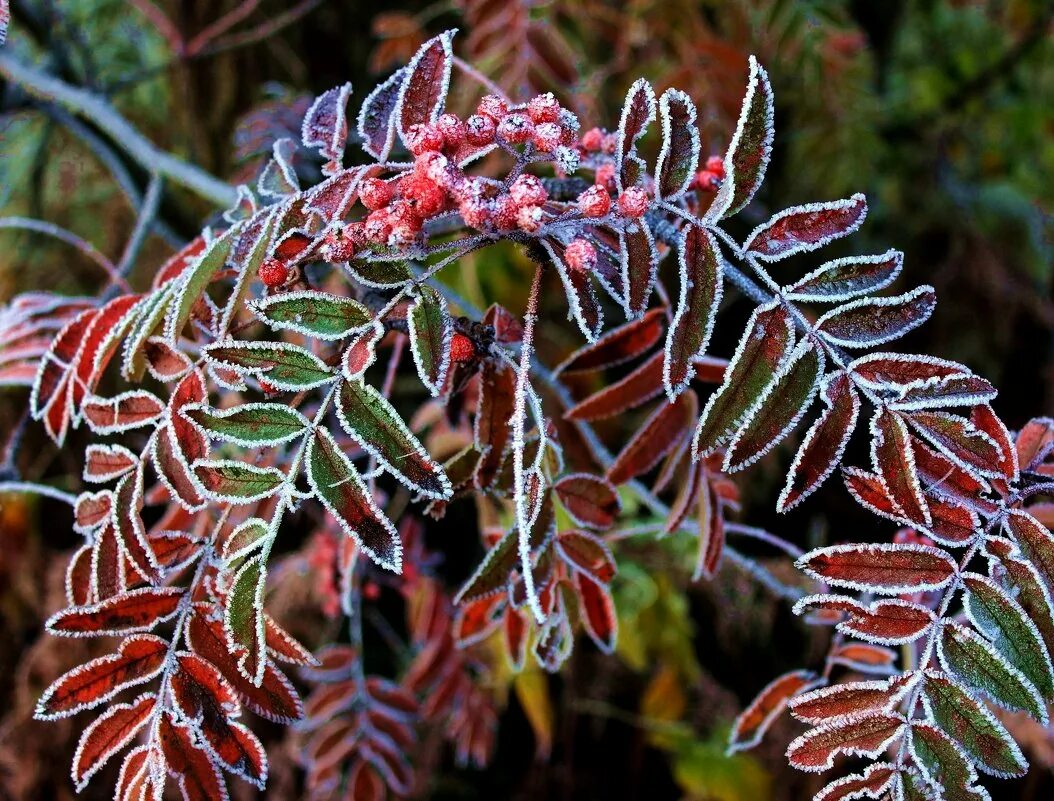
[359,177,394,211]
[564,239,597,273]
[515,204,545,233]
[509,174,548,207]
[414,151,452,188]
[386,201,422,248]
[436,113,467,150]
[459,197,492,229]
[532,122,562,152]
[364,209,393,244]
[576,185,611,218]
[492,195,519,230]
[465,114,497,146]
[705,155,725,177]
[258,258,288,287]
[323,225,356,262]
[601,132,618,154]
[617,186,650,218]
[476,95,508,122]
[404,123,444,155]
[497,113,534,145]
[581,127,604,152]
[595,163,616,190]
[527,92,561,124]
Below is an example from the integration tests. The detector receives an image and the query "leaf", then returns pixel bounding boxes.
[906,411,1003,479]
[454,529,517,604]
[223,518,269,562]
[193,460,285,504]
[226,554,268,686]
[888,374,998,412]
[576,572,617,653]
[910,722,988,801]
[36,634,167,719]
[250,290,372,340]
[84,444,137,483]
[816,286,937,348]
[74,490,112,533]
[839,599,935,645]
[796,543,957,594]
[203,341,334,392]
[745,194,867,262]
[182,402,309,447]
[474,360,517,488]
[565,351,665,421]
[871,408,930,527]
[258,138,300,198]
[166,226,237,341]
[607,390,697,485]
[336,378,451,499]
[556,308,665,374]
[778,371,860,512]
[711,55,774,219]
[937,622,1045,720]
[789,677,912,724]
[348,259,414,288]
[618,220,658,318]
[813,763,897,801]
[408,285,452,396]
[724,340,823,472]
[985,537,1054,657]
[655,89,699,200]
[342,320,385,380]
[396,30,454,144]
[849,352,972,388]
[72,693,155,790]
[46,587,184,636]
[81,390,165,433]
[663,225,723,399]
[301,82,353,167]
[971,404,1018,481]
[1005,510,1054,598]
[786,711,904,772]
[158,712,228,800]
[693,302,794,458]
[556,531,616,583]
[553,474,621,530]
[307,426,401,573]
[358,68,406,161]
[727,669,820,753]
[615,78,656,190]
[785,250,903,303]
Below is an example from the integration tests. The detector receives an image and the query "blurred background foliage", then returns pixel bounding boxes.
[0,1,1052,799]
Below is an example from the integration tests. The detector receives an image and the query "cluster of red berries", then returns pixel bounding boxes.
[694,155,726,191]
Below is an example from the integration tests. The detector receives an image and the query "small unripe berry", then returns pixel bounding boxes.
[564,238,597,273]
[509,174,548,207]
[497,113,533,145]
[532,122,562,152]
[323,225,356,262]
[364,209,393,244]
[617,186,650,218]
[527,92,561,124]
[553,146,581,175]
[258,258,289,287]
[581,127,604,152]
[601,132,618,154]
[476,95,508,122]
[435,113,467,150]
[404,123,444,155]
[694,170,721,191]
[595,162,616,190]
[576,184,611,218]
[515,204,545,233]
[359,177,394,211]
[450,332,476,362]
[705,155,726,177]
[465,114,497,146]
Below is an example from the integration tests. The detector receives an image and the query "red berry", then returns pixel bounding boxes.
[399,173,447,218]
[618,186,650,218]
[363,581,381,601]
[595,163,616,190]
[465,114,497,146]
[497,113,533,145]
[576,184,611,218]
[359,177,394,211]
[515,204,545,233]
[601,132,618,154]
[258,379,279,395]
[705,155,725,177]
[404,123,444,155]
[415,151,452,189]
[436,113,467,150]
[476,95,508,122]
[364,209,393,244]
[532,122,562,152]
[581,127,604,152]
[450,332,476,362]
[564,238,597,273]
[386,200,422,248]
[509,174,548,207]
[493,195,519,230]
[459,197,492,229]
[694,170,721,191]
[258,258,288,287]
[527,92,561,124]
[323,225,356,262]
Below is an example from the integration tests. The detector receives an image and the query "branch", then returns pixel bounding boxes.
[0,51,237,208]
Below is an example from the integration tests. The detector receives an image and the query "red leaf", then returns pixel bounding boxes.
[849,352,969,387]
[74,490,113,532]
[565,350,665,421]
[615,78,656,190]
[69,295,141,414]
[301,82,352,166]
[906,410,1003,479]
[576,572,617,653]
[745,194,867,262]
[82,390,165,433]
[1016,418,1054,471]
[158,712,228,801]
[693,473,726,581]
[728,669,820,753]
[713,55,773,218]
[31,307,94,421]
[607,390,697,485]
[871,408,930,527]
[971,404,1018,481]
[556,531,617,583]
[813,763,897,801]
[789,678,911,724]
[558,308,665,375]
[838,599,935,645]
[816,286,937,349]
[36,634,167,719]
[786,711,904,772]
[72,693,155,790]
[84,444,137,482]
[553,474,621,530]
[796,543,957,594]
[664,225,722,399]
[785,251,903,302]
[357,68,406,161]
[618,221,657,317]
[843,467,905,523]
[545,238,604,341]
[474,360,516,488]
[47,587,183,636]
[396,31,454,143]
[656,88,699,200]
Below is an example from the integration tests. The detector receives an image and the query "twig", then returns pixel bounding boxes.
[0,51,236,208]
[115,172,164,279]
[0,481,78,506]
[0,217,132,292]
[452,55,510,103]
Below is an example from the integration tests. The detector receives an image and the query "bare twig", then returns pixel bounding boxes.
[116,172,164,279]
[0,217,132,292]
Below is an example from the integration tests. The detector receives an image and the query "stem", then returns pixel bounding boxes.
[0,480,78,506]
[0,217,132,292]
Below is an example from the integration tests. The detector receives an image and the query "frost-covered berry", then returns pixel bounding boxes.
[387,201,422,248]
[618,186,650,218]
[705,155,726,178]
[323,225,356,262]
[558,108,580,138]
[509,174,548,207]
[553,146,580,175]
[576,184,611,218]
[515,204,545,233]
[527,92,561,124]
[344,221,367,247]
[601,132,618,154]
[400,172,447,217]
[595,162,616,190]
[258,258,289,287]
[532,122,562,152]
[449,332,476,362]
[694,170,721,191]
[436,113,467,150]
[414,151,452,187]
[359,177,394,211]
[465,114,497,146]
[476,95,508,122]
[404,123,444,155]
[497,113,534,145]
[364,209,393,244]
[459,197,492,229]
[581,127,604,152]
[564,238,597,273]
[492,195,519,230]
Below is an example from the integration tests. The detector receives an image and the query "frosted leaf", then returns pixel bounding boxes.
[395,30,456,147]
[745,194,867,262]
[655,89,700,200]
[301,82,353,171]
[816,286,937,349]
[357,68,406,161]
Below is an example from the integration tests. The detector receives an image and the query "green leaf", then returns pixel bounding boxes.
[225,553,267,685]
[408,285,451,396]
[454,528,517,604]
[222,518,269,562]
[251,290,373,340]
[985,536,1054,659]
[121,284,176,381]
[909,722,987,801]
[192,460,285,503]
[306,426,400,572]
[182,402,310,446]
[922,672,1026,778]
[166,226,238,341]
[937,622,1045,720]
[1006,510,1054,597]
[962,572,1054,701]
[347,260,414,287]
[335,380,451,499]
[203,341,334,391]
